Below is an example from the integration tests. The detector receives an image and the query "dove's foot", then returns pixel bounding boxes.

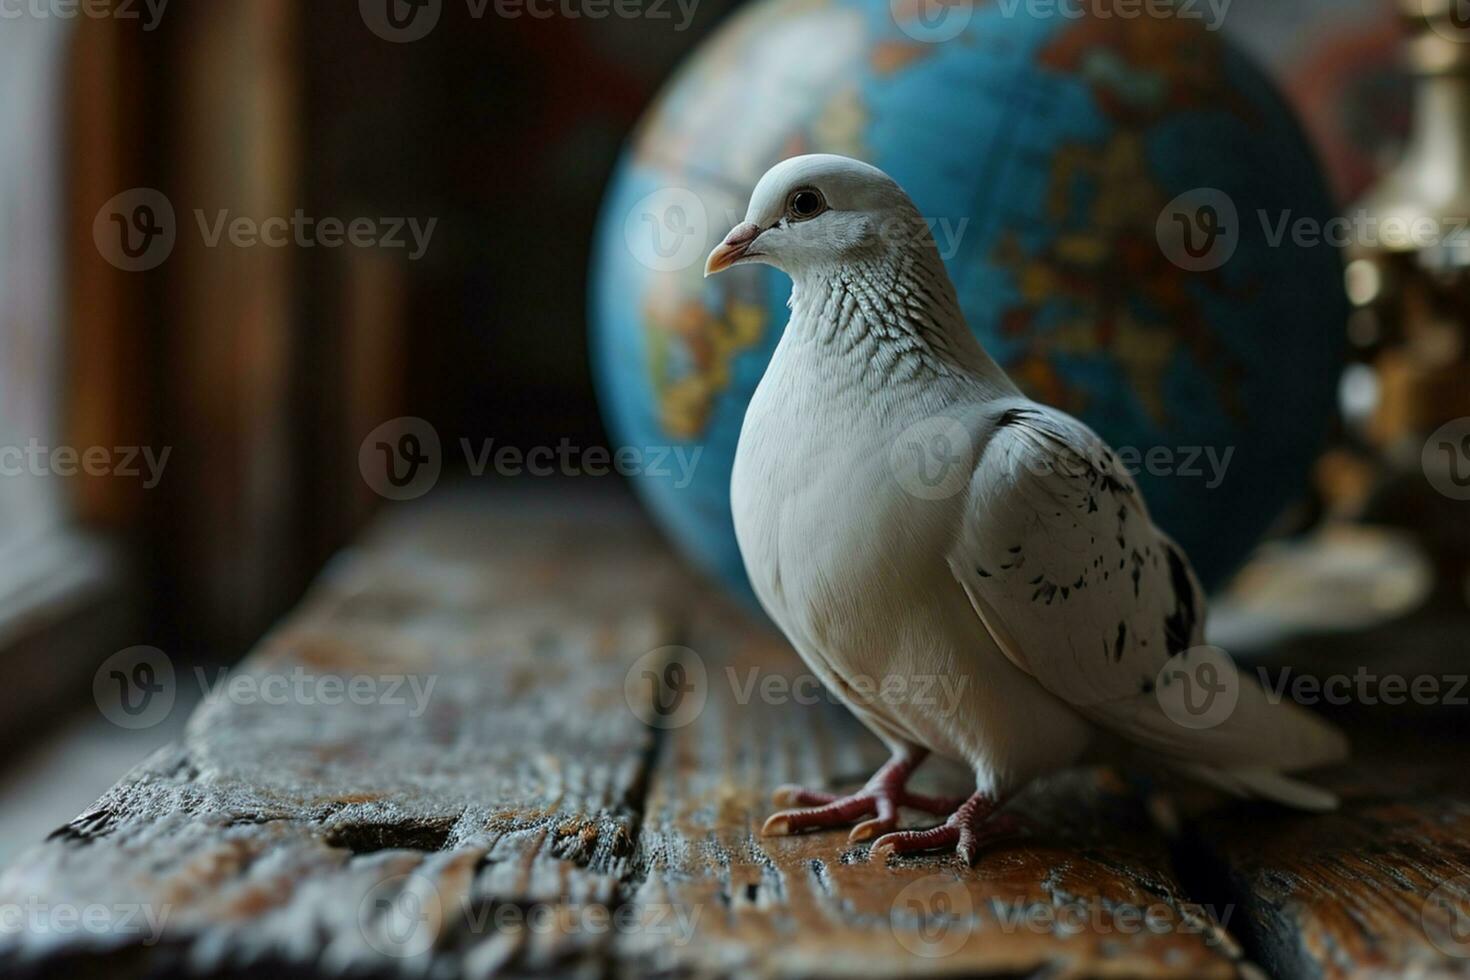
[868,793,1020,866]
[761,751,965,843]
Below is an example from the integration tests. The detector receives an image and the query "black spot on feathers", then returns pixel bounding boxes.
[1162,544,1199,656]
[996,408,1039,429]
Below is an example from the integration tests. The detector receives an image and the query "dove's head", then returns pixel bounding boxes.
[705,154,928,278]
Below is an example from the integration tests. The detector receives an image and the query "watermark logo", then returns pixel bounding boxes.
[892,0,972,42]
[1157,188,1238,272]
[94,189,176,272]
[890,875,975,958]
[93,646,176,730]
[359,872,443,958]
[360,417,443,501]
[1424,418,1470,502]
[94,647,439,729]
[1423,874,1470,959]
[625,188,709,273]
[360,0,443,41]
[1417,0,1470,44]
[624,646,707,730]
[623,656,969,728]
[360,0,698,39]
[1155,645,1239,730]
[95,189,438,270]
[359,422,705,498]
[890,416,973,501]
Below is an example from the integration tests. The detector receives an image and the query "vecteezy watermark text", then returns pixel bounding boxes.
[0,898,171,946]
[461,438,702,488]
[195,211,438,261]
[0,0,168,29]
[93,646,440,730]
[0,441,170,488]
[725,666,970,716]
[195,666,438,719]
[995,0,1230,30]
[1158,188,1470,272]
[623,188,970,273]
[1155,646,1470,733]
[623,646,970,730]
[94,189,439,272]
[893,0,1230,46]
[358,873,703,959]
[888,874,1233,960]
[888,415,1236,502]
[1258,667,1470,708]
[358,417,706,501]
[358,0,698,43]
[1260,209,1470,253]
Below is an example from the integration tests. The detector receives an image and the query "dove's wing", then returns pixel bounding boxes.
[949,403,1346,802]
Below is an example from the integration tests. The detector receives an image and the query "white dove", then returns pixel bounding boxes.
[705,154,1348,864]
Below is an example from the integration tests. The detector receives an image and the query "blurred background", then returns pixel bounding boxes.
[0,0,1464,864]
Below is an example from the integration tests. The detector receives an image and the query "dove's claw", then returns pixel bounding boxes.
[770,785,837,808]
[867,793,1013,866]
[847,815,894,842]
[762,750,954,838]
[869,824,961,863]
[760,794,878,836]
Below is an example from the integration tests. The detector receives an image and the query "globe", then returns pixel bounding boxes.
[590,0,1346,597]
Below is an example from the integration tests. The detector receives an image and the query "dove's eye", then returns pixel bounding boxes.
[787,188,826,221]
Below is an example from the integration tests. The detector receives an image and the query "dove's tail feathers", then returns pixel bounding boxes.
[1150,683,1348,812]
[1217,684,1351,774]
[1175,764,1340,812]
[1102,669,1349,811]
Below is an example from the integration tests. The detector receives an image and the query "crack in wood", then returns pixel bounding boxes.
[324,817,459,855]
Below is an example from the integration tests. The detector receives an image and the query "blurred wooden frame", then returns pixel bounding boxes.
[0,11,143,747]
[64,4,148,527]
[2,0,412,743]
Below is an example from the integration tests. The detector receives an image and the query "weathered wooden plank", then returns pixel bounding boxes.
[0,492,678,978]
[1183,757,1470,980]
[13,488,1469,979]
[617,596,1247,979]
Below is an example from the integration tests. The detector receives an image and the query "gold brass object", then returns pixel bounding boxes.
[1337,0,1470,599]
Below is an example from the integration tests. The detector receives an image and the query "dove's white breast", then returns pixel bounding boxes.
[731,326,1094,792]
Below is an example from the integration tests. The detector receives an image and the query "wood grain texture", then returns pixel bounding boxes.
[0,493,676,978]
[619,597,1245,979]
[4,490,1468,979]
[1183,757,1470,980]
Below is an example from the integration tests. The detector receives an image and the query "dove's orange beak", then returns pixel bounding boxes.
[704,222,762,277]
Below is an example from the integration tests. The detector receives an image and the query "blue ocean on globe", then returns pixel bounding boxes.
[590,0,1346,597]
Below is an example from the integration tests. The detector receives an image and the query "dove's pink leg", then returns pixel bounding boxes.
[762,750,966,843]
[868,792,1021,866]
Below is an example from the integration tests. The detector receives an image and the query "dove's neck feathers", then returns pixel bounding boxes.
[782,242,1020,401]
